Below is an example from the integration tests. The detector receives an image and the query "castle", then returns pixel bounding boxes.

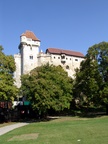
[14,30,84,88]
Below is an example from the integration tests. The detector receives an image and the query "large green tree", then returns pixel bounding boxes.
[0,45,18,101]
[73,56,102,108]
[20,64,73,116]
[73,42,108,109]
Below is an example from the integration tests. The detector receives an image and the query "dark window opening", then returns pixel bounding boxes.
[61,55,65,59]
[30,56,33,59]
[75,59,78,61]
[66,65,69,69]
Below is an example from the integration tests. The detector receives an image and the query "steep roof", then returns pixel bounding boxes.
[21,30,40,41]
[46,48,84,58]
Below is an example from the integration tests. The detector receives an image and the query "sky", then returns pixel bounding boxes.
[0,0,108,56]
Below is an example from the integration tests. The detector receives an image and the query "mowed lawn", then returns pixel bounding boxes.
[0,116,108,144]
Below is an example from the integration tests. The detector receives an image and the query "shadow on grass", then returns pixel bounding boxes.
[1,106,107,124]
[29,112,107,122]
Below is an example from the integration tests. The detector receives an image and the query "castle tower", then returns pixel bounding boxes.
[14,30,84,89]
[14,31,40,88]
[19,30,41,75]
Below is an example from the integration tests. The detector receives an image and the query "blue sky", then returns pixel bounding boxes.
[0,0,108,56]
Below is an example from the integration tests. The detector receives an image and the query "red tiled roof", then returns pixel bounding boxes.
[21,30,40,41]
[46,48,84,58]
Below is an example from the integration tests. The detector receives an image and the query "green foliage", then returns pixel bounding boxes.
[73,42,108,108]
[74,58,102,107]
[21,63,73,115]
[87,42,108,82]
[0,45,18,101]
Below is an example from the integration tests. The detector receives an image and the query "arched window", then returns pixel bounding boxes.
[66,65,69,69]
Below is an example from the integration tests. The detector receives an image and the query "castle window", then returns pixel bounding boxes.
[70,58,71,60]
[29,56,33,59]
[61,55,65,59]
[66,58,68,60]
[66,65,69,69]
[75,59,78,61]
[54,56,56,59]
[58,57,60,59]
[30,47,32,50]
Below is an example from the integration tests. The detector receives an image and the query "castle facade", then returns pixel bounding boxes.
[14,31,84,88]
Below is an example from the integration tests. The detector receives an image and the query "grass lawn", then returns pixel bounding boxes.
[0,116,108,144]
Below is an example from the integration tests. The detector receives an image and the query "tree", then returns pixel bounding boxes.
[0,45,18,101]
[73,57,102,108]
[87,42,108,83]
[87,42,108,106]
[73,42,108,110]
[20,63,73,117]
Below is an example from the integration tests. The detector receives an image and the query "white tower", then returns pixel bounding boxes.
[14,31,40,88]
[19,30,41,75]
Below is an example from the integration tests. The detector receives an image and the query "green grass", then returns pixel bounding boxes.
[0,116,108,144]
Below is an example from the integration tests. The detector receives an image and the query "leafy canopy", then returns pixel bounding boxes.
[21,63,73,115]
[0,45,18,101]
[73,42,108,107]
